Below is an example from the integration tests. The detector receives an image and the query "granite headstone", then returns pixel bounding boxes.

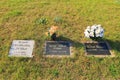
[84,42,111,55]
[45,41,71,55]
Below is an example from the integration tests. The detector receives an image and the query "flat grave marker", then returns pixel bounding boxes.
[9,40,35,57]
[84,41,113,57]
[44,41,71,56]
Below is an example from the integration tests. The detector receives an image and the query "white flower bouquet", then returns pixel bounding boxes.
[84,24,104,40]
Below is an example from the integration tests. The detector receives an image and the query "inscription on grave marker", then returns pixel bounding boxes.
[45,41,71,55]
[84,42,111,55]
[9,40,35,57]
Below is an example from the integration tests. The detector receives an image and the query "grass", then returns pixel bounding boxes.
[35,17,48,25]
[54,16,63,24]
[0,0,120,80]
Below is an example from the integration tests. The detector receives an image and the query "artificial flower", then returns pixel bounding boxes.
[84,24,104,38]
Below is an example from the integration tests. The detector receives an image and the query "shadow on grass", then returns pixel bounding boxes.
[105,39,120,53]
[56,36,83,48]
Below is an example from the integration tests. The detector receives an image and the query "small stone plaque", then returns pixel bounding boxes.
[84,41,111,56]
[45,41,71,55]
[9,40,35,57]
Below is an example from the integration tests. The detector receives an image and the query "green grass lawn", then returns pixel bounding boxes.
[0,0,120,80]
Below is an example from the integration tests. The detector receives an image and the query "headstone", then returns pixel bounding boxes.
[44,41,71,56]
[9,40,35,57]
[84,41,111,56]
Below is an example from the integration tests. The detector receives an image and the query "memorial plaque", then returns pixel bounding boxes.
[84,42,111,55]
[45,41,71,55]
[9,40,35,57]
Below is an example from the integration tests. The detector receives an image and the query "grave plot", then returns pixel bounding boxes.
[84,41,114,57]
[44,41,72,57]
[9,40,35,57]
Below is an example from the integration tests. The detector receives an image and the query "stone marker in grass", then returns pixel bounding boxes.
[84,41,114,57]
[9,40,35,57]
[44,41,72,57]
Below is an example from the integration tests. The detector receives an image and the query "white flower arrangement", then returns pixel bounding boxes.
[84,24,104,39]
